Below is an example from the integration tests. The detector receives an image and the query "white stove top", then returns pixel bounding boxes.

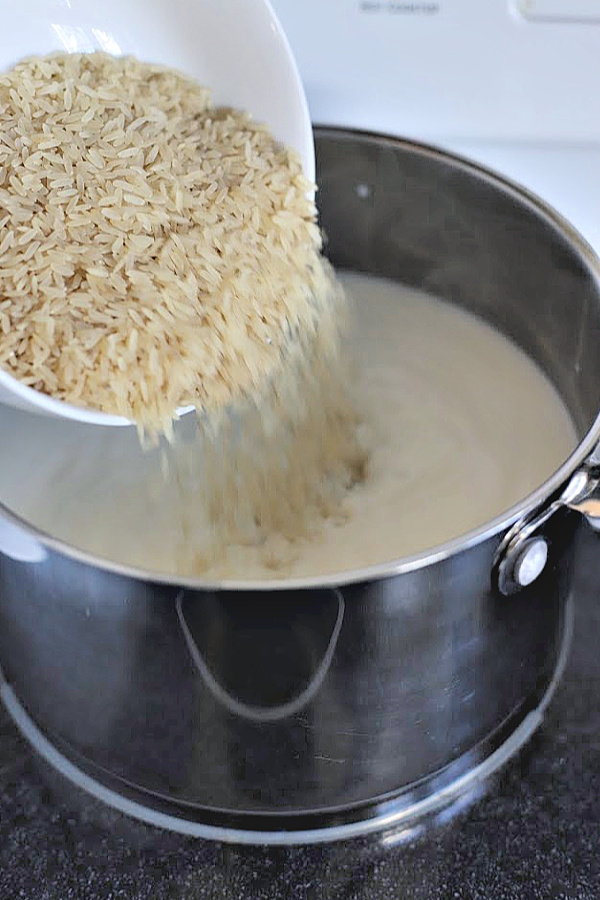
[270,0,600,257]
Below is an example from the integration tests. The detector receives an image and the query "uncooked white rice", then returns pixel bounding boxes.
[0,51,370,558]
[0,51,339,435]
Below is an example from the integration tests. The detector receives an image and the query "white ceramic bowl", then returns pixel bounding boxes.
[0,0,314,427]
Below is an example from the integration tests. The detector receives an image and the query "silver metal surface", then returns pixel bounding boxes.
[495,445,600,594]
[1,129,599,838]
[0,592,575,845]
[514,539,549,588]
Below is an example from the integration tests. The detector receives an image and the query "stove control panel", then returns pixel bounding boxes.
[517,0,600,22]
[272,0,600,144]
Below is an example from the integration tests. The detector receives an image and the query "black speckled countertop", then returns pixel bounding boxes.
[0,531,599,900]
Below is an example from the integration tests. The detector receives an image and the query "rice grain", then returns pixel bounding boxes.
[0,51,337,435]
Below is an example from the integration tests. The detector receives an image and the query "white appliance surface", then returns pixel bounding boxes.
[272,0,600,254]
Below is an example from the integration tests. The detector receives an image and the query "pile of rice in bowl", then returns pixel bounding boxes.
[0,51,370,572]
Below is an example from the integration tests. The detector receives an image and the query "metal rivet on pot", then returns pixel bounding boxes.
[513,537,548,588]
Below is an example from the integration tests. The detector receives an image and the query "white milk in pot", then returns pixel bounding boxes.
[0,271,577,580]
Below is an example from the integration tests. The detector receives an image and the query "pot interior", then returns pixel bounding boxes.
[0,129,599,583]
[316,130,600,437]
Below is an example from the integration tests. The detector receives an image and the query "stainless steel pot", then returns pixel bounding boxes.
[1,128,600,845]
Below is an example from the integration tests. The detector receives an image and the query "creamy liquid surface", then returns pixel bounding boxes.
[0,273,578,579]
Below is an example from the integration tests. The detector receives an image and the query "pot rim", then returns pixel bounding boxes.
[2,126,600,591]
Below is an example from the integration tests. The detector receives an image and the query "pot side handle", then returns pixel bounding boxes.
[495,454,600,596]
[175,589,345,724]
